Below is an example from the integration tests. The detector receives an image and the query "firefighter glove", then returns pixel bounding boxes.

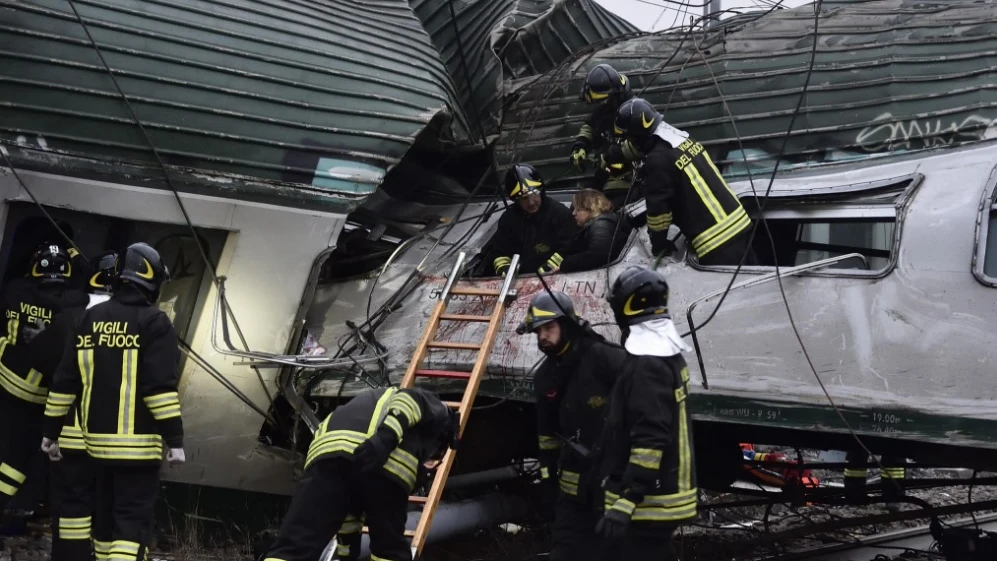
[571,147,588,171]
[167,448,186,466]
[23,318,46,344]
[354,431,395,473]
[650,231,677,258]
[41,437,62,462]
[596,500,634,539]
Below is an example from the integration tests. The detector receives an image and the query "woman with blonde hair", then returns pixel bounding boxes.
[540,189,633,273]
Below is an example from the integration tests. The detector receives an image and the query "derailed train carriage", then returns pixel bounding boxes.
[3,0,997,520]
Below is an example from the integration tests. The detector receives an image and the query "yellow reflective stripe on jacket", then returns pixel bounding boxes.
[493,256,511,271]
[305,430,366,469]
[45,391,76,418]
[547,253,564,268]
[677,367,692,493]
[59,423,86,451]
[701,150,739,201]
[608,497,636,516]
[383,447,419,489]
[144,391,181,421]
[683,164,726,224]
[117,349,138,435]
[94,540,112,561]
[0,340,48,404]
[79,349,94,428]
[384,415,404,440]
[692,206,751,258]
[605,489,698,522]
[646,213,673,233]
[578,124,595,141]
[85,433,163,461]
[882,467,905,479]
[558,470,580,496]
[110,539,140,561]
[844,468,868,478]
[339,515,363,534]
[629,448,663,471]
[387,392,421,427]
[538,434,561,451]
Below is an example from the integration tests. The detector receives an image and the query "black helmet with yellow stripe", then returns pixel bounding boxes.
[117,242,170,298]
[607,266,669,327]
[614,98,662,152]
[503,163,545,201]
[88,251,119,293]
[28,242,72,285]
[516,290,577,335]
[581,64,633,107]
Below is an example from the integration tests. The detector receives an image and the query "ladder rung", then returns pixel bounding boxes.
[414,369,472,380]
[427,341,481,350]
[404,530,416,537]
[440,313,492,322]
[443,401,462,410]
[449,287,500,297]
[409,495,428,504]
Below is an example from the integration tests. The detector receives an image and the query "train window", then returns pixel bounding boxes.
[972,166,997,286]
[692,173,922,276]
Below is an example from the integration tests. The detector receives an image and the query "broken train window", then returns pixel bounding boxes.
[973,165,997,285]
[694,174,923,274]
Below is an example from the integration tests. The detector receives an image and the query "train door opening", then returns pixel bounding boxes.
[0,201,228,344]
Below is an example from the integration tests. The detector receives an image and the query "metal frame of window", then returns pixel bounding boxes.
[971,164,997,287]
[688,173,924,279]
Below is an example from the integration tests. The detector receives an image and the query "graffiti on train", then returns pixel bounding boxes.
[855,112,997,153]
[427,278,607,301]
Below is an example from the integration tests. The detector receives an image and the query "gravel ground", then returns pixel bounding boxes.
[3,458,994,561]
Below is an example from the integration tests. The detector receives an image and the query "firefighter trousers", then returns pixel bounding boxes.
[597,523,677,561]
[0,394,43,511]
[263,457,409,561]
[92,464,160,561]
[50,453,95,561]
[551,492,599,561]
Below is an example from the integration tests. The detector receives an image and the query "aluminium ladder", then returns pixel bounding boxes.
[362,251,521,559]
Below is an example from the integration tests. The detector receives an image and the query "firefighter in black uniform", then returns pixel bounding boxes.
[516,291,627,561]
[571,64,638,210]
[594,266,698,560]
[614,98,753,266]
[40,242,185,561]
[261,387,460,561]
[486,164,577,275]
[844,451,906,507]
[30,251,117,561]
[0,242,89,512]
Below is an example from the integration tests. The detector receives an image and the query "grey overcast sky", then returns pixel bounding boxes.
[592,0,813,32]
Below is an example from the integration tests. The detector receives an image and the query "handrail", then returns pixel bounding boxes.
[440,251,468,302]
[686,252,868,389]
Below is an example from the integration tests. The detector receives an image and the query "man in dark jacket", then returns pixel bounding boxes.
[41,243,184,561]
[261,387,460,561]
[30,250,117,561]
[0,242,89,512]
[486,164,577,276]
[571,64,639,209]
[614,98,753,266]
[517,291,627,561]
[594,266,698,560]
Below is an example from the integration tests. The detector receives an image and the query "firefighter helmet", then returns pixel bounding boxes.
[614,98,662,148]
[580,64,633,106]
[117,242,170,295]
[516,290,577,335]
[29,242,72,285]
[607,266,670,326]
[88,251,119,293]
[504,163,544,201]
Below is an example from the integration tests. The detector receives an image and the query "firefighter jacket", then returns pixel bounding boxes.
[29,303,88,454]
[575,105,634,190]
[594,353,698,525]
[489,199,577,275]
[305,387,452,493]
[544,213,633,273]
[0,278,89,405]
[41,287,183,466]
[535,325,627,500]
[643,134,750,259]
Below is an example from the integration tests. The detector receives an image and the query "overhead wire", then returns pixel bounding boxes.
[63,0,279,421]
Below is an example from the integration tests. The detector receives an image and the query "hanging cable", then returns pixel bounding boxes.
[63,0,279,419]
